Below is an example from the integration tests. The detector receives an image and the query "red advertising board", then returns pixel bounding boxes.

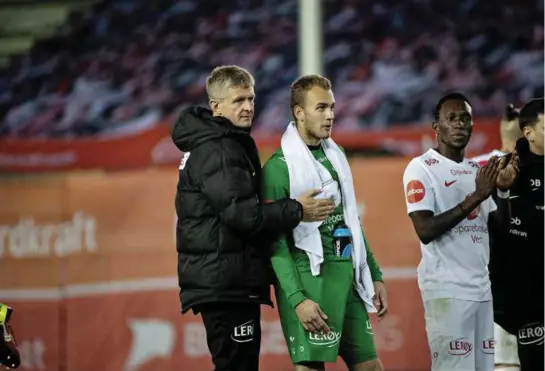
[0,119,501,173]
[0,159,431,370]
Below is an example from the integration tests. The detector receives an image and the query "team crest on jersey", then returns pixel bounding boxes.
[425,158,439,166]
[468,161,480,169]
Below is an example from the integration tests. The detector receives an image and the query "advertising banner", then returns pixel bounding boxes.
[0,119,501,173]
[0,158,435,370]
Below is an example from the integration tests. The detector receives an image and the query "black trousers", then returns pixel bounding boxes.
[517,321,544,371]
[198,303,261,371]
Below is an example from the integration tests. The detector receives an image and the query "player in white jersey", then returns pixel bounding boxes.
[403,93,518,371]
[471,104,522,371]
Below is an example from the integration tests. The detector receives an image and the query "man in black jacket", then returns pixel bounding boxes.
[491,98,544,371]
[171,65,335,371]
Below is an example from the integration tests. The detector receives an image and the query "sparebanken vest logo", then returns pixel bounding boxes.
[231,320,255,343]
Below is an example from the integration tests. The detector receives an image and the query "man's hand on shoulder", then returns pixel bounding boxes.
[296,189,335,222]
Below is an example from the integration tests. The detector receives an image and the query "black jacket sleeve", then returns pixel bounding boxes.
[199,140,301,237]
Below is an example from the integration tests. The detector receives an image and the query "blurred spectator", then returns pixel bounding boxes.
[0,0,542,138]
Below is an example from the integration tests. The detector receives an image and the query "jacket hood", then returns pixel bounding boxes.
[171,106,250,152]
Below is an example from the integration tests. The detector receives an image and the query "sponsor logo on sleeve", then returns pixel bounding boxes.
[178,152,191,170]
[406,180,425,203]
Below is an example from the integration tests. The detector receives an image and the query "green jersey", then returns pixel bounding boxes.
[262,145,383,309]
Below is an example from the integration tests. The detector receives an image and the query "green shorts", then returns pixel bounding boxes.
[275,259,378,366]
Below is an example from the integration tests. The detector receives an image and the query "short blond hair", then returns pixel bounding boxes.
[500,117,522,142]
[290,74,332,118]
[205,65,255,99]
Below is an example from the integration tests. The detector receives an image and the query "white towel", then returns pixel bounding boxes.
[280,122,376,313]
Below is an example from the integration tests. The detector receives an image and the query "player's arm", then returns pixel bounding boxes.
[262,157,307,308]
[271,238,307,307]
[360,227,388,315]
[403,159,488,244]
[271,236,330,333]
[494,198,510,229]
[488,192,510,233]
[488,154,514,233]
[200,143,302,238]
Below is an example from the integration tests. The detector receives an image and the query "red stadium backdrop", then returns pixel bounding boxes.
[0,118,500,173]
[0,158,434,371]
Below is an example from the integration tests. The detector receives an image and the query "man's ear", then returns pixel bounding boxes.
[432,121,439,133]
[209,100,220,115]
[294,105,304,122]
[522,125,532,140]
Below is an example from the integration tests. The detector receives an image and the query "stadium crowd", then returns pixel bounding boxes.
[0,0,542,138]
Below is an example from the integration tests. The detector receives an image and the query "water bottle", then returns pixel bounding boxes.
[0,304,11,326]
[332,222,353,258]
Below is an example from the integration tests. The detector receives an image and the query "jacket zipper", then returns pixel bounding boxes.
[244,154,259,206]
[244,154,256,177]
